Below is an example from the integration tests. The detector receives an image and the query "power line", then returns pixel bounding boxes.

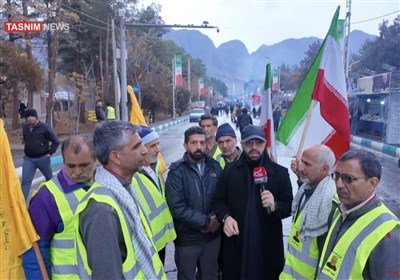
[352,10,399,24]
[60,3,108,26]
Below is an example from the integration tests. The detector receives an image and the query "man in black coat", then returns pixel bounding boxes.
[166,126,222,280]
[213,125,293,280]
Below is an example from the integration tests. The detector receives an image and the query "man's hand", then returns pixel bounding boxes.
[291,157,301,179]
[261,190,276,212]
[202,215,220,233]
[223,216,239,237]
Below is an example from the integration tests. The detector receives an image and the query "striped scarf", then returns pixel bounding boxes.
[95,167,160,279]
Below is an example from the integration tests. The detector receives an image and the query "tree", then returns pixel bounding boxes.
[357,16,400,73]
[0,42,42,129]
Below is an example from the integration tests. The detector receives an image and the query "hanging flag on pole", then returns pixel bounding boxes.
[260,64,277,162]
[272,68,279,91]
[198,78,205,97]
[127,86,168,175]
[277,6,350,160]
[175,55,183,87]
[1,119,40,279]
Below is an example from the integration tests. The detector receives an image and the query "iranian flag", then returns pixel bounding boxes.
[198,77,205,96]
[277,6,350,160]
[260,63,277,162]
[175,54,183,87]
[272,68,279,91]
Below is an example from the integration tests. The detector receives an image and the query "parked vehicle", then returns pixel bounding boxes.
[189,108,205,122]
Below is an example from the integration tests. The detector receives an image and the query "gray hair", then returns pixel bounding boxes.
[339,149,382,180]
[316,145,336,171]
[93,121,140,165]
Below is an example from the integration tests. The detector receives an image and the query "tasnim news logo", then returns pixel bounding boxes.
[3,21,70,33]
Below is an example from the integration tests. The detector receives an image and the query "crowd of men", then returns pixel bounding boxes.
[18,109,399,280]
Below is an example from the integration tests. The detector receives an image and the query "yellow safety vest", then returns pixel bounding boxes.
[317,203,400,279]
[214,149,241,169]
[106,106,116,120]
[132,163,176,251]
[212,146,222,160]
[33,177,96,279]
[281,194,339,280]
[74,184,165,279]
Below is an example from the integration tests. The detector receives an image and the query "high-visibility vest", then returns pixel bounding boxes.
[132,163,176,251]
[33,177,96,279]
[317,203,400,279]
[281,195,340,280]
[74,185,165,279]
[212,146,221,161]
[215,149,241,169]
[106,106,116,120]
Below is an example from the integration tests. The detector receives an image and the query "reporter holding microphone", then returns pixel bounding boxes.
[213,125,293,280]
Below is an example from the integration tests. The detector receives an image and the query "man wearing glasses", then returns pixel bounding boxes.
[317,149,400,279]
[280,144,337,279]
[213,125,293,280]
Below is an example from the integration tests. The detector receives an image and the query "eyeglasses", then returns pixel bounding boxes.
[331,172,369,184]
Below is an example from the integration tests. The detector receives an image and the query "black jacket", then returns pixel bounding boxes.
[23,121,59,158]
[213,152,293,280]
[236,113,253,133]
[166,152,222,246]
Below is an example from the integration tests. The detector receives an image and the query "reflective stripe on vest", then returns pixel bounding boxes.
[106,106,116,119]
[74,185,166,279]
[318,203,400,279]
[281,210,319,280]
[35,177,94,279]
[133,172,176,251]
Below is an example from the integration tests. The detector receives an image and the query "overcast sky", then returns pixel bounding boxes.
[141,0,399,53]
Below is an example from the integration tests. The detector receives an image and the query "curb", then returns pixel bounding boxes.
[351,135,400,158]
[16,117,189,177]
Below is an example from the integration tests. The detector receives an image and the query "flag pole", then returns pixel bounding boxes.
[296,99,315,159]
[32,242,49,280]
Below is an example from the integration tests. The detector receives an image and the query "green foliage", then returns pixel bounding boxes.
[357,16,400,73]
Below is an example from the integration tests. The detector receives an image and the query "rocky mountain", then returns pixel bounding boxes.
[163,29,375,84]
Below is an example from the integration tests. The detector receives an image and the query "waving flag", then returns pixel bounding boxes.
[277,6,350,160]
[1,119,39,279]
[260,64,277,162]
[128,86,168,175]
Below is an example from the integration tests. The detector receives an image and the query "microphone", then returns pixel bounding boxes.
[253,166,271,214]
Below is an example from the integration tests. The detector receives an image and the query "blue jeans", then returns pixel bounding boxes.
[21,155,53,200]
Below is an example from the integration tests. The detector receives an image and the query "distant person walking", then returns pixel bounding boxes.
[236,108,253,135]
[95,101,105,122]
[273,108,281,132]
[21,109,59,200]
[105,102,116,120]
[19,101,27,119]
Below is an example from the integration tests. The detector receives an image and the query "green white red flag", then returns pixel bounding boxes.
[277,6,350,160]
[260,63,277,162]
[175,55,183,87]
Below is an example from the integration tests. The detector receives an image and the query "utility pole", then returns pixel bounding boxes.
[116,20,218,120]
[172,57,176,119]
[344,0,352,81]
[119,10,128,121]
[111,18,120,120]
[188,57,191,109]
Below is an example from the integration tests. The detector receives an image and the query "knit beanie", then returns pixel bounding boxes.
[24,108,38,119]
[216,123,236,140]
[139,126,159,145]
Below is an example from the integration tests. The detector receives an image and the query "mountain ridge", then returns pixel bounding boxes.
[163,29,375,85]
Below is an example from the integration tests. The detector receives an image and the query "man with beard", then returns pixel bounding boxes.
[213,125,293,280]
[166,126,222,280]
[74,121,165,279]
[199,114,221,159]
[215,123,241,169]
[280,145,337,280]
[23,135,97,279]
